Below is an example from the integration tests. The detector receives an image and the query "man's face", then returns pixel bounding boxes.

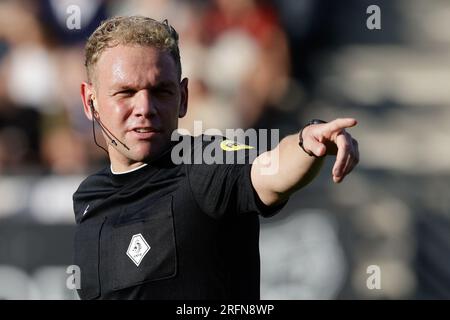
[90,45,187,167]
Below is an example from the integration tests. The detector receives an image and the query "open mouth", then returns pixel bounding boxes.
[130,127,161,139]
[133,128,156,133]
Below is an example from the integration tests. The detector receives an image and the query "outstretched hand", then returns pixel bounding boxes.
[301,118,359,183]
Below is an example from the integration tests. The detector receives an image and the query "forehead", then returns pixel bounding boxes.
[94,45,178,87]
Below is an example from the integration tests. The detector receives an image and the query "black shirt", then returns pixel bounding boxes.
[72,135,286,300]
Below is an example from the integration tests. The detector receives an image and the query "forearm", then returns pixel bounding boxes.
[251,118,359,206]
[251,134,324,206]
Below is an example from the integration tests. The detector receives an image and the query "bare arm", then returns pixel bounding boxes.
[251,118,359,206]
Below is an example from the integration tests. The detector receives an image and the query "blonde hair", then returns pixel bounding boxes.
[85,16,181,82]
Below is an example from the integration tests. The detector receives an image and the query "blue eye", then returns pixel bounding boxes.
[118,90,135,97]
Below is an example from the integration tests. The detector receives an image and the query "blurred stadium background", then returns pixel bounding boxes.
[0,0,449,299]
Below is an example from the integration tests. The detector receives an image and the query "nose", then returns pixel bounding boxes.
[133,89,156,118]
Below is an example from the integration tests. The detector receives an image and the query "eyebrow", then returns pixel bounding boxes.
[113,80,176,91]
[151,81,177,90]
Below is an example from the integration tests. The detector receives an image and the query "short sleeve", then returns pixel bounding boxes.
[185,135,287,219]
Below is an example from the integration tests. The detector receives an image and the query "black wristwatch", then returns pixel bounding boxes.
[298,119,327,157]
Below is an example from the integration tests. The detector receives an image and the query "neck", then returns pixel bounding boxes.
[109,147,147,173]
[108,138,176,173]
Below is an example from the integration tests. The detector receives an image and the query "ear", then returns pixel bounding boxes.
[178,78,188,118]
[80,81,96,121]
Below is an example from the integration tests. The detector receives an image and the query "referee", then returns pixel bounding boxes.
[73,16,359,300]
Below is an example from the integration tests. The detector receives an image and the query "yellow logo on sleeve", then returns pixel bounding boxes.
[220,140,254,151]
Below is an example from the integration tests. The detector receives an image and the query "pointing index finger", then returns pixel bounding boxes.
[327,118,358,133]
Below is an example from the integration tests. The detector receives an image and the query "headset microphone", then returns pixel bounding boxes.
[89,99,130,153]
